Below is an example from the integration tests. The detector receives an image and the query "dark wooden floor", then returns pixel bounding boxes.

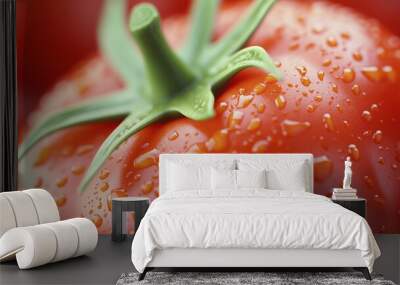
[0,236,133,285]
[1,235,398,284]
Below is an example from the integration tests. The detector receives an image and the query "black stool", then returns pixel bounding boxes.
[112,197,149,242]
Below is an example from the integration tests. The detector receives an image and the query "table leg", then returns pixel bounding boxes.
[112,201,124,242]
[134,202,149,234]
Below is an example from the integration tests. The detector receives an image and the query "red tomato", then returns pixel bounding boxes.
[19,0,400,234]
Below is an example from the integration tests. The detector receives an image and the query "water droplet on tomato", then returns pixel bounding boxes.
[274,95,287,110]
[300,77,311,87]
[297,15,306,24]
[257,103,265,113]
[312,25,324,34]
[305,43,316,50]
[264,75,278,84]
[392,164,398,169]
[34,147,51,166]
[362,66,382,82]
[252,137,272,153]
[99,169,110,180]
[217,102,228,114]
[364,175,374,188]
[296,66,307,76]
[330,65,340,73]
[238,94,254,108]
[306,104,316,113]
[352,51,363,61]
[382,65,396,82]
[370,104,379,112]
[331,83,338,93]
[289,42,300,50]
[341,32,351,40]
[362,110,372,122]
[229,110,244,129]
[322,59,332,66]
[168,131,179,141]
[372,130,383,144]
[378,157,385,165]
[61,146,74,157]
[187,143,207,153]
[363,130,370,137]
[247,117,261,131]
[314,156,333,181]
[133,149,159,169]
[314,95,323,102]
[281,120,311,137]
[142,181,154,195]
[56,195,67,207]
[351,84,361,96]
[377,47,386,59]
[206,129,229,152]
[125,171,133,179]
[91,214,103,228]
[323,113,335,132]
[56,176,68,188]
[347,144,360,160]
[295,97,303,106]
[76,144,94,155]
[326,37,338,47]
[34,177,43,188]
[99,181,109,192]
[71,165,85,176]
[342,68,355,83]
[251,83,265,95]
[336,104,343,112]
[317,71,325,81]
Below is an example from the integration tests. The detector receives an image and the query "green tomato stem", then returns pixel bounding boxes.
[129,3,197,104]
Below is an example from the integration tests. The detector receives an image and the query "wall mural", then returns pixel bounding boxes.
[17,0,400,234]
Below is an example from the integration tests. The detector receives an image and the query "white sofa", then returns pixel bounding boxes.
[0,189,98,269]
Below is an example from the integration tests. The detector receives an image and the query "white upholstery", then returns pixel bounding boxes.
[0,196,16,237]
[159,154,313,194]
[42,221,79,262]
[167,163,212,191]
[238,159,308,191]
[64,218,98,257]
[0,189,97,269]
[236,169,267,189]
[211,168,236,190]
[0,226,57,268]
[24,188,60,223]
[1,191,40,227]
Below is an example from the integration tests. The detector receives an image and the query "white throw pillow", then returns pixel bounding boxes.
[238,159,307,191]
[167,162,211,191]
[211,168,236,190]
[236,169,267,189]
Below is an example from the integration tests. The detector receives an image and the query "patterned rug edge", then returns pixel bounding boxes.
[116,271,396,285]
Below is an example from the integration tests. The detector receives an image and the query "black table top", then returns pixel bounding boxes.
[112,197,150,202]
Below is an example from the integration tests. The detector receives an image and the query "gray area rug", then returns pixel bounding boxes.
[116,272,396,285]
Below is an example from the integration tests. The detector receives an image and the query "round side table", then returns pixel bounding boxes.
[112,197,150,242]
